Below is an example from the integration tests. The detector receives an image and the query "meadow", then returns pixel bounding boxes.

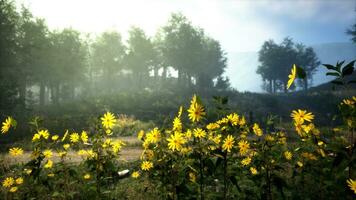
[0,80,355,199]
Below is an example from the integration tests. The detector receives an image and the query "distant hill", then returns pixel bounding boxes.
[226,42,356,93]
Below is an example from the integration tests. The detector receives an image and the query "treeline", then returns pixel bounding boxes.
[0,1,230,113]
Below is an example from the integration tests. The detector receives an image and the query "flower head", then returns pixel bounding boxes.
[84,173,91,180]
[187,95,205,122]
[284,151,292,160]
[131,171,140,178]
[15,177,23,185]
[291,109,314,124]
[44,160,53,168]
[81,131,88,143]
[9,186,18,193]
[241,157,252,166]
[193,128,206,139]
[2,177,14,188]
[9,147,23,157]
[238,140,250,155]
[101,112,116,130]
[347,179,356,194]
[141,161,153,171]
[70,133,80,143]
[1,117,14,134]
[253,123,263,136]
[250,167,258,175]
[222,135,235,152]
[167,132,186,151]
[43,149,53,159]
[51,135,59,141]
[287,64,297,89]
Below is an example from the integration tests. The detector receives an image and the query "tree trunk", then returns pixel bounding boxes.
[39,81,45,106]
[269,79,272,93]
[273,79,276,94]
[304,78,308,91]
[19,81,26,108]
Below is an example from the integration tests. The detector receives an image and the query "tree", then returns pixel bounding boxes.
[0,0,20,113]
[91,31,125,94]
[46,29,87,104]
[257,37,320,93]
[124,27,156,89]
[17,7,50,106]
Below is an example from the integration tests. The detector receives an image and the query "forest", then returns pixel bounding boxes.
[0,0,356,199]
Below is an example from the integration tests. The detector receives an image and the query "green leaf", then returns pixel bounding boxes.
[296,66,306,79]
[323,64,335,70]
[326,72,340,77]
[341,60,355,77]
[229,176,241,191]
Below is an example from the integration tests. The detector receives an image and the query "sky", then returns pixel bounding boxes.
[16,0,356,91]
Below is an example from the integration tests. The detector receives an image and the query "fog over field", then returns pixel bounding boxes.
[16,0,356,92]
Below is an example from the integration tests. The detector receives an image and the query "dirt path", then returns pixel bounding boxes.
[1,137,142,166]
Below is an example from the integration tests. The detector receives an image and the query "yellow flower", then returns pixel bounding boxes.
[222,135,235,152]
[302,152,317,160]
[38,130,50,139]
[81,131,88,143]
[253,123,263,136]
[131,171,140,178]
[102,138,112,148]
[44,160,53,168]
[51,135,59,141]
[112,140,125,153]
[227,113,239,126]
[167,132,186,151]
[193,128,206,139]
[59,151,67,158]
[187,95,205,122]
[189,172,196,182]
[141,161,153,171]
[32,134,41,142]
[2,177,14,188]
[265,135,274,142]
[239,116,246,126]
[101,112,116,130]
[9,186,18,193]
[284,151,292,160]
[84,173,91,180]
[250,167,258,175]
[1,116,13,134]
[146,128,161,143]
[287,64,297,89]
[238,140,250,155]
[47,173,55,177]
[185,129,192,139]
[347,179,356,194]
[206,123,220,130]
[137,130,144,140]
[211,134,222,145]
[24,169,32,175]
[15,177,23,185]
[291,109,314,124]
[241,157,252,166]
[70,133,80,143]
[77,149,87,156]
[63,143,70,150]
[43,149,53,158]
[9,147,23,156]
[173,117,182,131]
[297,161,303,167]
